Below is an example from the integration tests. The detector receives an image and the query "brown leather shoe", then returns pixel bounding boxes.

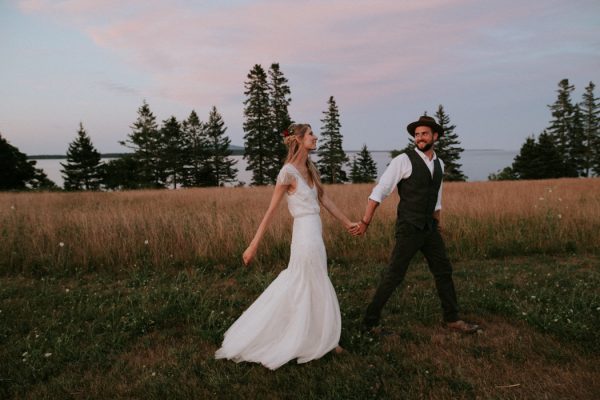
[446,320,481,334]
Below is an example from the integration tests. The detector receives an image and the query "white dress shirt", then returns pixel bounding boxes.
[369,148,444,211]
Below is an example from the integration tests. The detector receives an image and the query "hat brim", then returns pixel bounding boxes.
[406,121,444,137]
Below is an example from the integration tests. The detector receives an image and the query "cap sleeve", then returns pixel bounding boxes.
[276,165,297,186]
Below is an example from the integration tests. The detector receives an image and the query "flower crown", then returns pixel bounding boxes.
[282,127,294,137]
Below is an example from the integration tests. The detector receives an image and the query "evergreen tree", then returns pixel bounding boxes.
[181,110,210,187]
[317,96,349,183]
[389,140,415,159]
[60,123,103,190]
[243,64,273,185]
[160,116,187,189]
[0,133,57,190]
[535,131,563,179]
[510,132,562,180]
[580,81,600,176]
[268,63,293,170]
[434,105,467,181]
[547,79,578,177]
[120,101,164,188]
[511,136,542,179]
[350,144,378,183]
[488,166,517,181]
[570,104,587,176]
[204,106,237,186]
[102,155,143,190]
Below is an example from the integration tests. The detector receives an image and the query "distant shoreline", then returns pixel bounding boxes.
[27,148,515,159]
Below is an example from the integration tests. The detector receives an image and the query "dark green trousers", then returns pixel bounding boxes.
[363,220,459,327]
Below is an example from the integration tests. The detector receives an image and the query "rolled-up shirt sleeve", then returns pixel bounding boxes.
[369,154,411,203]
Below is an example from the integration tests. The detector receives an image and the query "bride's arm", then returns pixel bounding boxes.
[243,183,290,266]
[319,192,356,230]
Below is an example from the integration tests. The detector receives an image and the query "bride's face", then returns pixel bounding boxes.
[301,129,318,151]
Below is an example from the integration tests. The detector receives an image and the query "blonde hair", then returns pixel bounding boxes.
[284,123,324,199]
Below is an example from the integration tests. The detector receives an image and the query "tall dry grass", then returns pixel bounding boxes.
[1,178,599,276]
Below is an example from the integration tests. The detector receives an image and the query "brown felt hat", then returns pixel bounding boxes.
[406,115,444,137]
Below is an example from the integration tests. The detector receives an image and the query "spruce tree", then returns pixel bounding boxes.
[269,63,293,170]
[160,116,187,189]
[243,64,273,185]
[181,110,210,187]
[0,133,57,190]
[511,136,542,179]
[120,101,163,188]
[434,105,467,181]
[570,104,586,176]
[350,144,378,183]
[580,81,599,177]
[317,96,349,183]
[547,79,578,177]
[204,106,237,186]
[60,123,103,190]
[102,155,142,190]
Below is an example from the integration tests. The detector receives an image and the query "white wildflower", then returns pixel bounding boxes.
[557,214,562,219]
[144,240,149,245]
[22,352,28,357]
[44,352,52,357]
[11,205,15,210]
[151,372,156,377]
[59,242,64,247]
[539,197,544,201]
[65,288,70,293]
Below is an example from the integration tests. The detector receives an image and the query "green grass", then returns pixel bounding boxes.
[1,255,599,399]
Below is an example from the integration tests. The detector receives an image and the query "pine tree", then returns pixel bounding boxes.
[434,105,467,181]
[120,101,163,188]
[181,110,210,187]
[317,96,349,183]
[535,131,563,179]
[60,123,103,190]
[350,144,378,183]
[102,155,142,190]
[204,106,237,186]
[0,133,57,190]
[243,64,273,185]
[160,116,187,189]
[510,132,562,180]
[268,63,293,170]
[580,81,600,177]
[570,104,587,176]
[547,79,578,177]
[511,136,542,179]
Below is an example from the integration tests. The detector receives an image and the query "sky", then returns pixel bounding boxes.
[1,0,599,155]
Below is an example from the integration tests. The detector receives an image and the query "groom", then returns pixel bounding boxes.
[353,115,480,334]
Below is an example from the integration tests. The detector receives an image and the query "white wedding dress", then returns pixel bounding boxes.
[215,164,341,370]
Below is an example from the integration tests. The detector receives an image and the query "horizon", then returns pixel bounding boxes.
[2,1,599,156]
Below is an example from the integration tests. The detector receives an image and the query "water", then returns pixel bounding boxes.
[34,149,517,188]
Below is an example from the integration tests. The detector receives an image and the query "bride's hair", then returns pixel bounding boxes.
[284,123,324,199]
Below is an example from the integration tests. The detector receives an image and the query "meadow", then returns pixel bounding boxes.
[1,178,599,399]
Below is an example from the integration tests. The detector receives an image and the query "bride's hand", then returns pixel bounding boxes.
[242,245,257,266]
[346,221,360,234]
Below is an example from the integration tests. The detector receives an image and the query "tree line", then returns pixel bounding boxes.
[1,62,382,191]
[490,79,599,180]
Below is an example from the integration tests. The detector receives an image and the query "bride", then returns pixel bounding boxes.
[215,123,358,370]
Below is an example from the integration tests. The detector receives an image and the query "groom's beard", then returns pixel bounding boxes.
[417,142,433,152]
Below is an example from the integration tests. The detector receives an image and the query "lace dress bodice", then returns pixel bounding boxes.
[277,164,320,219]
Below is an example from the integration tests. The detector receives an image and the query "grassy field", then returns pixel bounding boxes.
[1,178,599,399]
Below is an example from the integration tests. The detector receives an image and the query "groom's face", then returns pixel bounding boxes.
[414,126,437,152]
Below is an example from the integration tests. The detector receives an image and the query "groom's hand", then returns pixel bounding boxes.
[354,220,369,236]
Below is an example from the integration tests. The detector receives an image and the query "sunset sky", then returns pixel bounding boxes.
[1,0,599,155]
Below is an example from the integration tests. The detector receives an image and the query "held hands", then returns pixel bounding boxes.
[345,221,360,235]
[348,220,369,236]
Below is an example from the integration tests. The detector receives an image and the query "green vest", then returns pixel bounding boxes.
[396,150,443,229]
